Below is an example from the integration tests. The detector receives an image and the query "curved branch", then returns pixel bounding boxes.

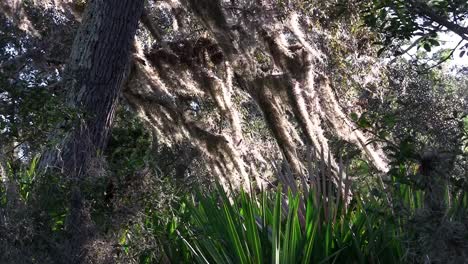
[410,0,468,41]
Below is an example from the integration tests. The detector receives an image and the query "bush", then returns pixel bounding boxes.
[129,184,404,264]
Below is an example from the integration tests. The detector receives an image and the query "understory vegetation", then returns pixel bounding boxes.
[2,139,468,263]
[3,105,468,263]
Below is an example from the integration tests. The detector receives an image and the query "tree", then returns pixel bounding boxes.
[40,0,143,176]
[362,0,468,61]
[122,0,390,192]
[37,0,144,262]
[1,1,389,194]
[0,0,467,263]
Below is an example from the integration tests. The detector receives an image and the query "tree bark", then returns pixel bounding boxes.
[38,0,144,263]
[40,0,144,178]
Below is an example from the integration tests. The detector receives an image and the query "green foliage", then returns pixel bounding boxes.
[138,185,405,264]
[0,158,71,233]
[33,173,70,233]
[116,176,193,264]
[463,116,468,152]
[0,73,77,164]
[141,172,467,264]
[361,0,468,60]
[4,154,467,264]
[11,156,39,202]
[106,106,154,176]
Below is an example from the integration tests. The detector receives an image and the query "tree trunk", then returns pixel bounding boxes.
[40,0,144,178]
[39,0,144,263]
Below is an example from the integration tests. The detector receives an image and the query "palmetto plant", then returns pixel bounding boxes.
[147,147,403,264]
[175,183,404,264]
[118,148,468,263]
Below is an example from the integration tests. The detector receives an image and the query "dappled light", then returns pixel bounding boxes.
[1,0,467,263]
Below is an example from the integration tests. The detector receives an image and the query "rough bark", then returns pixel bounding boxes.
[37,0,144,263]
[40,0,144,178]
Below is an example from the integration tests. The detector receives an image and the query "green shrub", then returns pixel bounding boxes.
[147,184,405,264]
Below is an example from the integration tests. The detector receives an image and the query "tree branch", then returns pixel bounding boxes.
[410,0,468,41]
